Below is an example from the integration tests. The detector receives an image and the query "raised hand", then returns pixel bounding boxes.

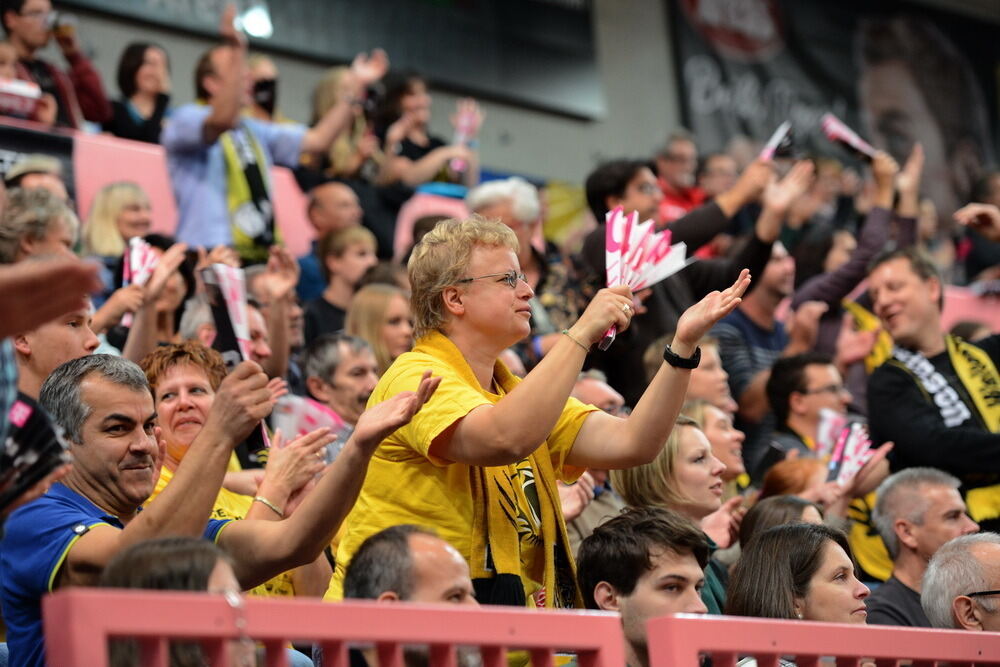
[674,269,751,348]
[261,428,332,500]
[266,377,289,407]
[699,495,746,549]
[256,245,300,302]
[144,242,188,303]
[203,361,273,446]
[351,370,441,454]
[895,143,924,197]
[219,3,246,50]
[871,150,900,209]
[762,160,815,215]
[566,285,635,348]
[351,48,389,86]
[91,283,145,332]
[786,300,828,354]
[557,471,595,522]
[0,257,102,338]
[954,203,1000,242]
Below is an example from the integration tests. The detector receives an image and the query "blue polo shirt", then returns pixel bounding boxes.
[0,482,229,667]
[161,104,306,249]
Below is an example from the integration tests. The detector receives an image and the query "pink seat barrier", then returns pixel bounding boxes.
[941,285,1000,333]
[43,588,626,667]
[271,165,313,258]
[72,132,178,236]
[647,613,1000,666]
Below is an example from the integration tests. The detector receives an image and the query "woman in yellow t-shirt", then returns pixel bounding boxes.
[327,216,751,608]
[140,341,332,598]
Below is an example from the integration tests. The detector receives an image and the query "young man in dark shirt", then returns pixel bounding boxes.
[868,468,979,626]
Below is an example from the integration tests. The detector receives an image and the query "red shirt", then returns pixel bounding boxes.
[657,178,706,224]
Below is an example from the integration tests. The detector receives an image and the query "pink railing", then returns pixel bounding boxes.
[42,588,625,667]
[648,613,1000,666]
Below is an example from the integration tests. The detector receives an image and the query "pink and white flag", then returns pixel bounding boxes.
[600,206,689,349]
[821,113,877,160]
[120,237,160,327]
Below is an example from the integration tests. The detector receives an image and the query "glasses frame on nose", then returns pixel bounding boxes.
[455,270,527,289]
[801,384,850,396]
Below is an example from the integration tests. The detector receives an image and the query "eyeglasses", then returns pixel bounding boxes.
[966,590,1000,598]
[635,183,662,195]
[18,9,51,21]
[456,270,526,289]
[802,384,850,396]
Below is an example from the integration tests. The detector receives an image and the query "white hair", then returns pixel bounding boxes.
[872,467,962,560]
[465,177,541,225]
[922,532,1000,629]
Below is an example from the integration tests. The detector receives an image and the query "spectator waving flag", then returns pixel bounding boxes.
[120,237,159,327]
[821,113,877,160]
[600,205,689,349]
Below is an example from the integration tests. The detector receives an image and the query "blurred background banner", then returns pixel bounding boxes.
[670,0,999,216]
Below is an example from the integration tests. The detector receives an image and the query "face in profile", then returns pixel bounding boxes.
[796,539,870,624]
[671,425,726,519]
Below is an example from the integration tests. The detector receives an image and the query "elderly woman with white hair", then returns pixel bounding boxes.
[466,176,590,369]
[325,215,750,609]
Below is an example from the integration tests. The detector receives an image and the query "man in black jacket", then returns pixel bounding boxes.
[867,247,1000,531]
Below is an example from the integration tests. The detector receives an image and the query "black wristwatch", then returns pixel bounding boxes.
[663,344,701,369]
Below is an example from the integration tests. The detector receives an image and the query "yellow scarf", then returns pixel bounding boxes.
[947,335,1000,432]
[467,361,582,609]
[220,127,283,264]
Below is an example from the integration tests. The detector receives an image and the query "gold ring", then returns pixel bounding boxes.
[622,303,631,314]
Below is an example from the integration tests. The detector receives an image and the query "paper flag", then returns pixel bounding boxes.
[600,206,689,349]
[821,113,877,160]
[760,121,793,160]
[120,237,160,327]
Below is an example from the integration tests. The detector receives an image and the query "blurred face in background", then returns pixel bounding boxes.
[700,405,745,482]
[698,154,738,198]
[116,200,152,242]
[381,293,414,361]
[657,138,698,190]
[136,46,170,96]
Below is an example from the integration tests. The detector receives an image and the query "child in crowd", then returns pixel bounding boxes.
[303,225,378,344]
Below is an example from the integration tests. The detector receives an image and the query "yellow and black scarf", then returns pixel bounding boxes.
[892,335,1000,521]
[221,127,282,264]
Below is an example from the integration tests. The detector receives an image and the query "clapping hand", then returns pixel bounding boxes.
[674,269,752,349]
[351,370,441,454]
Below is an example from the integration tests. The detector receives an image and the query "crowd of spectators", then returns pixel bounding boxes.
[0,1,999,665]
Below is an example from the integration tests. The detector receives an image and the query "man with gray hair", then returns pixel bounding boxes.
[0,187,77,263]
[922,533,1000,631]
[0,353,439,667]
[303,332,379,431]
[868,467,979,626]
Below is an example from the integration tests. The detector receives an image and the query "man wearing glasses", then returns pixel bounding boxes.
[922,533,1000,632]
[0,0,110,129]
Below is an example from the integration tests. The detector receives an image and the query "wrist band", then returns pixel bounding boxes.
[253,496,284,518]
[663,344,701,369]
[562,329,589,352]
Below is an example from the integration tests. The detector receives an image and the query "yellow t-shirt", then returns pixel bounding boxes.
[148,464,297,598]
[325,331,595,604]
